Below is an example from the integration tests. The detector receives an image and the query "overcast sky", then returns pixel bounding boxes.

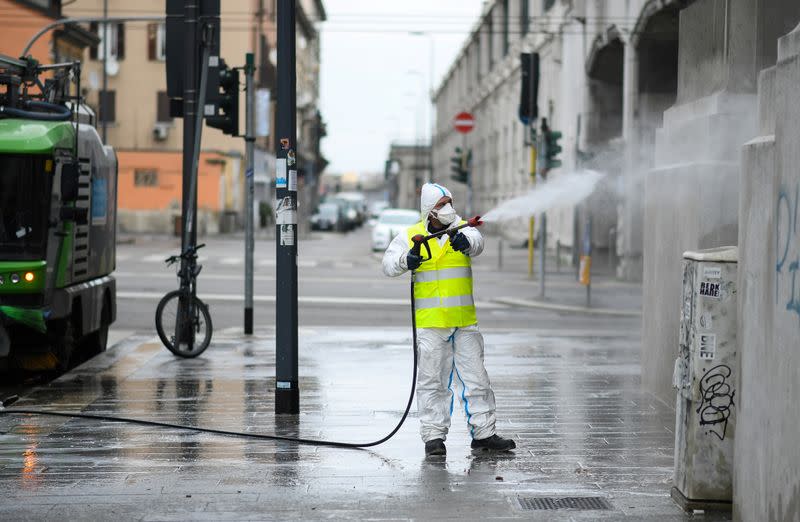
[319,0,485,174]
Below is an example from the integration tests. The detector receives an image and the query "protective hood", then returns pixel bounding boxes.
[420,183,453,222]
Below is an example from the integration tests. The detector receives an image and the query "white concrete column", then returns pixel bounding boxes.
[622,36,638,142]
[618,35,643,280]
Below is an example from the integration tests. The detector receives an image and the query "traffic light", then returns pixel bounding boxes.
[541,118,562,171]
[206,59,240,136]
[545,129,563,170]
[518,52,539,125]
[450,147,470,184]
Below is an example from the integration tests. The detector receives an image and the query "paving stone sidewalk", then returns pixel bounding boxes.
[0,327,729,521]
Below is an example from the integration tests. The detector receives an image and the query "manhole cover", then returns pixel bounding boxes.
[517,497,612,511]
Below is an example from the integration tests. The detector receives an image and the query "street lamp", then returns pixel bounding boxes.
[405,74,426,185]
[406,70,432,182]
[408,31,435,182]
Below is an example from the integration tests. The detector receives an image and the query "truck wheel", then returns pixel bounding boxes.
[83,302,110,357]
[50,317,76,372]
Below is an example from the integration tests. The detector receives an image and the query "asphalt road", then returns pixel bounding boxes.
[112,226,640,335]
[0,225,639,397]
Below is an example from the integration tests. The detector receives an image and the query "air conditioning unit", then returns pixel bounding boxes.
[153,123,170,141]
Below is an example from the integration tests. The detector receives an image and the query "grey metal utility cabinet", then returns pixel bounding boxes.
[672,246,738,512]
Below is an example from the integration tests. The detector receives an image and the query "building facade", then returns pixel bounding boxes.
[58,0,326,234]
[385,143,430,211]
[0,0,98,64]
[432,0,688,277]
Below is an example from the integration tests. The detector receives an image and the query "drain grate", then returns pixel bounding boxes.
[517,496,612,511]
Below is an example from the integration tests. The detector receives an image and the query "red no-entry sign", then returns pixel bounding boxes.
[454,111,475,134]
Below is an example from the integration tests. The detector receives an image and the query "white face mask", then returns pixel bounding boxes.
[431,203,457,225]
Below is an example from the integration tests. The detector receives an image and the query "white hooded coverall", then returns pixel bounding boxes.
[382,183,497,442]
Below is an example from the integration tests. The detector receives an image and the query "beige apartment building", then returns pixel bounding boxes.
[64,0,326,233]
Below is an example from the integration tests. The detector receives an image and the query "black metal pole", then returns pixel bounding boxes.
[101,0,107,144]
[181,2,197,248]
[275,0,299,414]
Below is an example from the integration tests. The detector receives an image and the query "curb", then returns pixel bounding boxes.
[492,297,642,317]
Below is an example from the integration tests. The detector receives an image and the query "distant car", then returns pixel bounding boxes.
[311,203,343,231]
[367,200,390,227]
[321,197,358,231]
[371,209,420,252]
[336,192,368,225]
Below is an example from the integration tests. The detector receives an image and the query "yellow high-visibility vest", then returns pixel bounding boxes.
[407,221,477,328]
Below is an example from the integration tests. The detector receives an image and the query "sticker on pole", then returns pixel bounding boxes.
[453,111,475,134]
[276,158,287,188]
[703,266,722,279]
[288,170,297,192]
[698,333,716,360]
[699,281,720,298]
[280,224,295,246]
[275,196,297,225]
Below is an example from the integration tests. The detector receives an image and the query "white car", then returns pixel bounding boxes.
[371,209,419,252]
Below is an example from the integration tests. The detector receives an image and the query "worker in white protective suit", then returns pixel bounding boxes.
[382,182,516,456]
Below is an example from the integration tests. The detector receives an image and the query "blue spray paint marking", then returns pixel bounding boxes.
[776,183,800,322]
[448,328,475,438]
[447,364,455,415]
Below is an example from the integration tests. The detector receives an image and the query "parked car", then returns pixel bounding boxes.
[311,202,344,231]
[335,192,368,226]
[371,209,420,251]
[325,197,360,231]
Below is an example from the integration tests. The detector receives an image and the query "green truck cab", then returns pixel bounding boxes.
[1,56,117,371]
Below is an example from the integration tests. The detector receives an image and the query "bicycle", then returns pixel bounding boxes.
[155,243,213,358]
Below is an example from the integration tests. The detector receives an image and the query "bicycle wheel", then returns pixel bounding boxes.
[155,289,213,358]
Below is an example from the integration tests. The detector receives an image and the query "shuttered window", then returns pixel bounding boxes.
[89,23,125,61]
[156,91,171,122]
[98,90,116,123]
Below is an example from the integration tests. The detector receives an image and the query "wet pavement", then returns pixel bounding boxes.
[0,326,731,520]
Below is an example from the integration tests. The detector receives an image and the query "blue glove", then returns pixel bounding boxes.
[450,232,470,253]
[407,251,423,270]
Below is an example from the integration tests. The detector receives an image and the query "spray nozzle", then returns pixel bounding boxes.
[467,215,483,227]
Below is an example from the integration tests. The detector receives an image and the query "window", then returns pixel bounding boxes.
[156,91,171,123]
[487,11,494,68]
[543,0,556,12]
[134,169,158,187]
[502,0,510,56]
[521,0,529,35]
[475,38,481,81]
[98,90,116,123]
[148,23,167,61]
[90,22,125,61]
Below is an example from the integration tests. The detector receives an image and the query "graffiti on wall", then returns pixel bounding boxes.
[777,184,800,320]
[696,364,735,440]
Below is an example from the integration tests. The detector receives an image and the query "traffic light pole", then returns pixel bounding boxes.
[538,120,548,298]
[181,1,199,258]
[244,53,255,335]
[275,0,299,414]
[528,124,536,279]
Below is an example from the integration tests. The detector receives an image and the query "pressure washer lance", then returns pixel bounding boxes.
[0,217,484,449]
[410,215,484,261]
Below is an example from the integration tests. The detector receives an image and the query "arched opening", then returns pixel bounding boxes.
[585,37,623,147]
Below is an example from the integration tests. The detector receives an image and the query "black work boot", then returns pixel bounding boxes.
[424,438,446,456]
[470,434,516,452]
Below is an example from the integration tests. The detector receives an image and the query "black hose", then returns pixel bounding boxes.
[0,277,419,449]
[0,101,72,121]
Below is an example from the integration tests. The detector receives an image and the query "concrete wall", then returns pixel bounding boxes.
[640,0,800,402]
[735,24,800,522]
